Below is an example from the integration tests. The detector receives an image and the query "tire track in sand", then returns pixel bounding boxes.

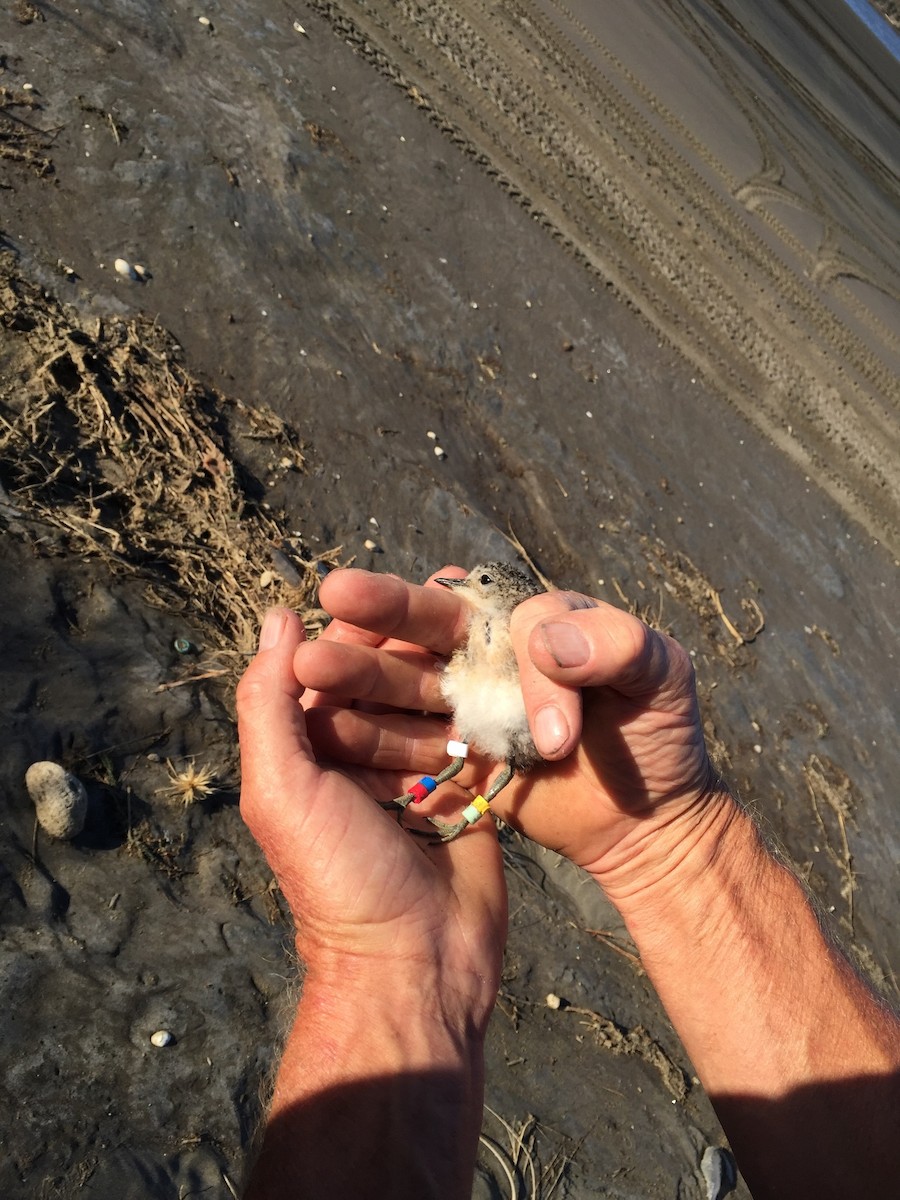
[310,0,900,555]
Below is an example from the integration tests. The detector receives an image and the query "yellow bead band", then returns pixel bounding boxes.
[461,795,491,825]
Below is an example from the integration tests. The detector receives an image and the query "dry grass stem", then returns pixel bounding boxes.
[501,523,555,591]
[584,927,644,972]
[710,588,765,645]
[804,753,857,933]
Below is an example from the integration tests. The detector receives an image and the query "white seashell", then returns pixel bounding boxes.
[363,539,377,551]
[433,445,447,459]
[545,992,562,1009]
[150,1030,174,1048]
[198,16,211,26]
[25,761,88,840]
[132,263,149,281]
[114,258,137,280]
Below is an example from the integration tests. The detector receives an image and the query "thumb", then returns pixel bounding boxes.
[236,607,316,836]
[512,594,695,760]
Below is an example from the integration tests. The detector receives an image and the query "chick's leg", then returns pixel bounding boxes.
[427,760,516,842]
[380,754,467,818]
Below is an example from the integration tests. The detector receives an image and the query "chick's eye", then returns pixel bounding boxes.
[479,573,494,586]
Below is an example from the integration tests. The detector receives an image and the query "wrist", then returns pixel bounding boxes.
[588,783,746,923]
[298,950,494,1074]
[250,951,490,1200]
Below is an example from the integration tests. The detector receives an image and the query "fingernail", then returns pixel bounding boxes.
[540,621,589,668]
[534,705,570,756]
[259,609,287,652]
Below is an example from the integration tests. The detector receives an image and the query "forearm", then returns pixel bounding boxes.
[598,793,900,1199]
[244,963,487,1200]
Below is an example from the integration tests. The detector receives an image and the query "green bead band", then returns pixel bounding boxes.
[461,795,491,825]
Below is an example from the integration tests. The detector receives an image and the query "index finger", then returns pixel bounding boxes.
[318,567,471,656]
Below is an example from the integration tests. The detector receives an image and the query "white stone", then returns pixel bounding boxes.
[25,761,88,840]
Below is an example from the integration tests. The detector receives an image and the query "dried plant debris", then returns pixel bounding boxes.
[478,1106,572,1200]
[638,535,764,660]
[0,83,53,177]
[803,752,858,933]
[555,1001,688,1101]
[160,759,218,807]
[0,253,343,661]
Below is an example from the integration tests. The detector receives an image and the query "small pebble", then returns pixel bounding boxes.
[434,445,447,460]
[701,1145,737,1200]
[259,569,275,589]
[150,1030,174,1048]
[271,549,302,587]
[114,258,137,280]
[25,762,88,840]
[363,538,377,551]
[545,992,562,1009]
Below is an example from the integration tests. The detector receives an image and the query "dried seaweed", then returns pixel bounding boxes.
[0,255,342,666]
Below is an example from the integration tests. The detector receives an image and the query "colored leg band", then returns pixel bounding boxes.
[461,795,491,825]
[447,739,470,759]
[408,776,437,804]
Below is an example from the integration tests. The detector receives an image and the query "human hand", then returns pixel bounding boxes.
[296,568,734,904]
[236,606,507,1026]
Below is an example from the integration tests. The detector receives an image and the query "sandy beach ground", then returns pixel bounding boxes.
[1,1,898,1196]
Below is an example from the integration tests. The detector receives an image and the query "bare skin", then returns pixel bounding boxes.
[238,568,900,1199]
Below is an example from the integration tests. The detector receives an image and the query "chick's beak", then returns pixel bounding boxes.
[434,576,468,589]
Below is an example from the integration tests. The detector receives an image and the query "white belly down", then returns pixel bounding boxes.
[440,667,537,768]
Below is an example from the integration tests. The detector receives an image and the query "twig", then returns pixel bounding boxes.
[156,669,230,692]
[835,804,854,931]
[710,589,765,645]
[82,728,172,759]
[584,927,644,972]
[503,523,554,590]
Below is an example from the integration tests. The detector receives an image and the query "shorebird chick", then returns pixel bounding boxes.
[388,562,543,841]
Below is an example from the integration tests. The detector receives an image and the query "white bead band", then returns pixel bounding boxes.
[446,739,469,759]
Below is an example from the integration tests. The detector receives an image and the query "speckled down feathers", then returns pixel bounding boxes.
[438,562,543,770]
